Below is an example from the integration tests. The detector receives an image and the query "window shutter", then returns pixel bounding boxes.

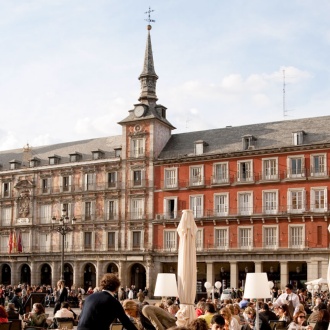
[325,189,328,211]
[91,201,95,221]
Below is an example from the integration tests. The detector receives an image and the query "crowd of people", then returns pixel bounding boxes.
[0,277,329,330]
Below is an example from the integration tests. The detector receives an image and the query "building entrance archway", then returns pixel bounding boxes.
[41,264,52,285]
[130,263,146,291]
[83,263,96,291]
[64,263,73,288]
[21,264,31,284]
[1,264,11,285]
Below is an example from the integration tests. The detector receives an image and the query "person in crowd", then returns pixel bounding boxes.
[313,309,330,330]
[226,304,240,323]
[259,303,278,322]
[308,303,327,323]
[141,303,177,330]
[53,280,68,315]
[77,300,85,321]
[168,304,179,316]
[276,304,292,328]
[137,289,145,303]
[210,314,226,330]
[77,273,137,330]
[287,311,311,330]
[241,306,271,330]
[195,301,206,318]
[198,303,217,328]
[0,286,5,307]
[54,301,74,319]
[273,284,300,316]
[24,303,47,328]
[219,306,240,330]
[10,287,24,316]
[0,306,8,323]
[6,303,19,320]
[188,318,209,330]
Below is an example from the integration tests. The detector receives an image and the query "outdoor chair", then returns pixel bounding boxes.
[0,322,12,330]
[54,317,74,329]
[110,323,123,330]
[8,320,22,330]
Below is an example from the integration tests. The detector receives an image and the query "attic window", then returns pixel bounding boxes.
[194,140,208,155]
[292,131,305,146]
[48,155,61,165]
[114,148,122,158]
[9,159,22,170]
[29,157,40,168]
[242,135,256,150]
[69,152,82,162]
[92,149,105,160]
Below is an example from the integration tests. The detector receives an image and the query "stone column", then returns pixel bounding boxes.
[96,260,103,287]
[73,261,81,289]
[30,261,38,285]
[280,261,288,289]
[230,262,238,288]
[11,262,19,285]
[206,262,214,285]
[254,261,262,273]
[307,260,319,281]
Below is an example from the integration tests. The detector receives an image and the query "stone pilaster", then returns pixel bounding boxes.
[230,262,238,288]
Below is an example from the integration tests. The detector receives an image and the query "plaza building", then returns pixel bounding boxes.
[0,24,330,293]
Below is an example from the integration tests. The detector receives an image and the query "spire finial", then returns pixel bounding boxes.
[145,6,155,30]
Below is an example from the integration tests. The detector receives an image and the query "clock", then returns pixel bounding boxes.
[134,105,145,118]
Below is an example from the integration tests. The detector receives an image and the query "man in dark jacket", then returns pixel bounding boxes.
[259,303,278,322]
[77,273,137,330]
[10,288,24,315]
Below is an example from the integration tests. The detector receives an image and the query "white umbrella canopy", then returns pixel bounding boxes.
[305,278,329,286]
[176,209,198,327]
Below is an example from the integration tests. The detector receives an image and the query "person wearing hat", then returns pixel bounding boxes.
[10,288,24,315]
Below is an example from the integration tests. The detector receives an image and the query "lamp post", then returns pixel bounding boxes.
[52,208,76,281]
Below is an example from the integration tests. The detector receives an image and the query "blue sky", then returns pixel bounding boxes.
[0,0,329,150]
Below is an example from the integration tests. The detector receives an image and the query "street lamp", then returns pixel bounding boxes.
[52,208,76,281]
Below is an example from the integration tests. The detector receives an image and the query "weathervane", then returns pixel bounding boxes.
[145,6,155,24]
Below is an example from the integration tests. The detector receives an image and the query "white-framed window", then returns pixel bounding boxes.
[105,200,118,220]
[212,162,229,184]
[61,202,72,218]
[132,169,144,187]
[164,230,177,251]
[131,138,145,158]
[310,154,327,177]
[1,207,11,226]
[20,232,29,253]
[287,156,305,178]
[310,187,327,212]
[84,173,96,191]
[287,189,305,213]
[263,226,278,249]
[263,190,278,214]
[163,197,178,219]
[214,227,229,250]
[61,175,72,192]
[107,171,118,188]
[41,178,51,194]
[237,160,253,182]
[83,201,94,221]
[39,233,51,252]
[238,192,253,215]
[131,198,144,219]
[238,227,253,249]
[190,195,203,218]
[164,168,178,189]
[2,182,11,198]
[127,230,143,250]
[289,225,305,248]
[196,229,203,251]
[107,231,118,250]
[214,193,229,216]
[292,131,305,145]
[0,235,9,253]
[65,232,73,252]
[189,165,204,186]
[84,231,94,250]
[262,158,278,180]
[40,204,52,224]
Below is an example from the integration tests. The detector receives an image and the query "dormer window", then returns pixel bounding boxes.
[194,140,208,155]
[69,152,82,162]
[9,159,21,170]
[92,149,105,160]
[242,135,256,150]
[292,131,305,146]
[155,105,167,118]
[29,157,40,168]
[114,147,122,158]
[48,155,61,165]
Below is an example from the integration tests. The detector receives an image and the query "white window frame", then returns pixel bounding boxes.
[262,157,278,180]
[213,162,229,184]
[105,200,119,220]
[164,168,178,189]
[103,231,118,251]
[40,233,51,253]
[83,201,95,221]
[1,207,11,226]
[287,155,305,179]
[189,165,204,186]
[164,230,177,251]
[82,231,95,251]
[287,189,306,213]
[238,226,253,250]
[214,193,229,216]
[127,230,143,250]
[237,191,253,215]
[292,131,304,145]
[262,190,278,215]
[310,154,327,177]
[131,138,145,158]
[41,177,51,194]
[84,173,96,191]
[263,225,278,249]
[107,171,118,188]
[131,198,144,219]
[214,227,229,250]
[132,169,145,187]
[310,187,328,212]
[61,175,72,192]
[196,229,203,251]
[40,204,52,224]
[163,197,178,220]
[237,160,253,182]
[289,224,305,248]
[190,195,204,218]
[2,182,11,198]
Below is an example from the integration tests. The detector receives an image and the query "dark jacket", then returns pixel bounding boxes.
[77,291,137,330]
[10,295,24,315]
[260,310,279,322]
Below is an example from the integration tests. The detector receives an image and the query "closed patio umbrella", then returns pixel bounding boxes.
[176,209,198,327]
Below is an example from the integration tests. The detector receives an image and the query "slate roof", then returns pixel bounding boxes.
[0,135,123,170]
[158,115,330,160]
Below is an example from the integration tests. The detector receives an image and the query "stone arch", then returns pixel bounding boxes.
[40,263,52,286]
[83,263,96,291]
[1,264,11,285]
[127,263,146,291]
[19,264,31,285]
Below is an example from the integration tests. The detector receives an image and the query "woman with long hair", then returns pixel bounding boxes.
[313,309,330,330]
[24,303,47,327]
[276,304,292,324]
[219,306,240,330]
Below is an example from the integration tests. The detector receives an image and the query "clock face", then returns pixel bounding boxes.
[134,105,145,118]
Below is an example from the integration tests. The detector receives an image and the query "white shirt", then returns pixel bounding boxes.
[54,308,74,319]
[273,292,300,315]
